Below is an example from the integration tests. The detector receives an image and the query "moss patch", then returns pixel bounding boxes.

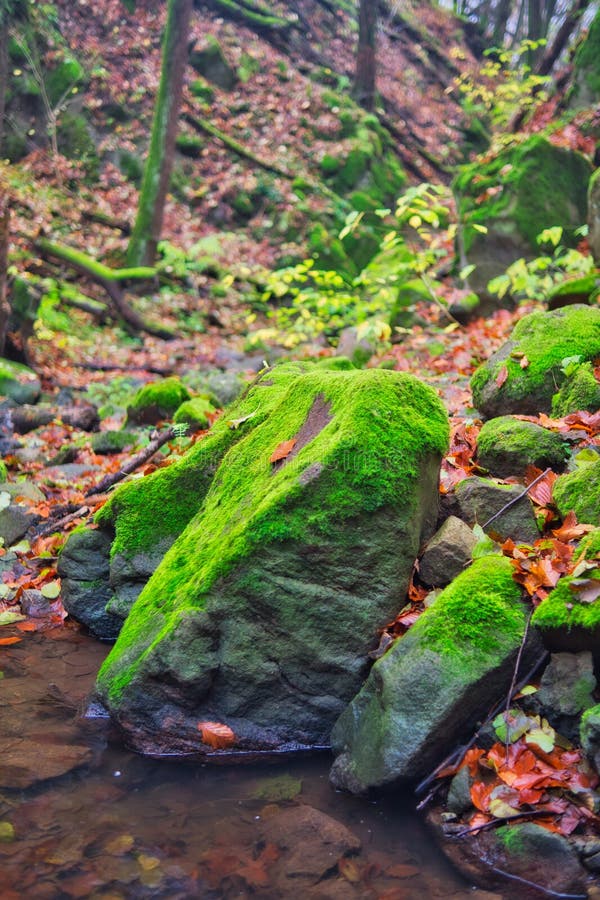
[173,396,216,431]
[126,377,191,426]
[552,362,600,417]
[553,458,600,526]
[532,571,600,632]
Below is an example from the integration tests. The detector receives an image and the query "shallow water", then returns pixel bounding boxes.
[0,629,516,899]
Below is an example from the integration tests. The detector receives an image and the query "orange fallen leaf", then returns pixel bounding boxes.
[16,621,38,632]
[338,857,362,883]
[0,636,22,645]
[269,438,296,464]
[197,720,236,749]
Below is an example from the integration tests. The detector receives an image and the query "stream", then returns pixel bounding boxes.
[0,628,519,899]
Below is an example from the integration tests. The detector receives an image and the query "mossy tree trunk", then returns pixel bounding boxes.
[353,0,376,111]
[127,0,193,267]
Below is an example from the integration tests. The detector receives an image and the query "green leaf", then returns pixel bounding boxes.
[471,524,499,559]
[459,264,475,280]
[472,223,488,234]
[41,581,61,600]
[0,610,26,626]
[536,226,562,247]
[493,709,530,743]
[0,492,11,511]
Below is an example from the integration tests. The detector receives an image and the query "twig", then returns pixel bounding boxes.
[481,468,551,530]
[35,506,90,538]
[475,861,586,900]
[504,607,534,760]
[84,427,176,498]
[454,807,551,838]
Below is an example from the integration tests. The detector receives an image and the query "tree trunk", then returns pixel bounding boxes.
[353,0,377,111]
[491,0,512,47]
[0,14,8,158]
[535,0,591,76]
[0,193,10,357]
[127,0,193,266]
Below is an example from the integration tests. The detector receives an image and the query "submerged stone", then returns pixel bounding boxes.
[330,556,538,792]
[93,362,449,754]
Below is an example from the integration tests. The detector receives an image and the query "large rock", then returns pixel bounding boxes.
[470,305,600,418]
[125,377,191,426]
[570,9,600,110]
[0,358,41,405]
[93,362,449,754]
[590,169,600,266]
[330,556,539,793]
[476,416,567,477]
[58,528,121,640]
[454,476,540,544]
[454,136,591,301]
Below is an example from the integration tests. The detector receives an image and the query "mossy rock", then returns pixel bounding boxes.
[454,136,592,299]
[547,273,600,310]
[126,378,191,426]
[590,169,600,266]
[94,362,449,755]
[56,113,98,176]
[477,416,567,478]
[0,358,41,405]
[189,37,237,90]
[173,396,216,432]
[471,305,600,418]
[552,362,600,417]
[89,430,138,455]
[190,78,215,103]
[532,529,600,651]
[570,9,600,109]
[175,133,203,158]
[330,556,539,792]
[553,458,600,526]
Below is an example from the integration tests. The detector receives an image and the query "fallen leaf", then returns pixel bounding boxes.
[0,636,22,645]
[338,857,362,883]
[520,356,530,369]
[496,365,508,387]
[0,611,26,626]
[386,863,419,879]
[198,721,236,749]
[40,581,61,600]
[269,438,296,464]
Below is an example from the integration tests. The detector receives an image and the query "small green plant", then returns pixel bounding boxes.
[488,225,594,301]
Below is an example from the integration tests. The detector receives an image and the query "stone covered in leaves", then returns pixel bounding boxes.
[93,361,448,754]
[329,556,538,793]
[476,416,567,478]
[454,136,591,298]
[471,305,600,418]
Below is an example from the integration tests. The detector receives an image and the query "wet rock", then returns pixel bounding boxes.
[94,362,449,754]
[581,704,600,773]
[455,476,540,544]
[58,528,121,640]
[446,765,473,816]
[10,404,54,434]
[0,358,41,405]
[0,503,35,546]
[330,557,542,792]
[0,737,93,789]
[471,305,600,418]
[20,589,54,618]
[259,805,361,886]
[419,515,477,587]
[476,416,567,478]
[59,403,100,432]
[534,652,596,741]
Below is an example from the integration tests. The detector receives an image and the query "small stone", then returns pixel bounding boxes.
[0,504,35,546]
[20,589,54,618]
[419,515,477,587]
[0,821,15,842]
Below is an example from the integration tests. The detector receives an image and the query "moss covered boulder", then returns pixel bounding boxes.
[477,416,567,477]
[0,359,41,406]
[590,169,600,266]
[570,9,600,109]
[189,37,237,90]
[126,378,191,426]
[173,396,216,432]
[93,362,448,754]
[330,557,539,792]
[471,305,600,418]
[553,459,600,526]
[454,136,591,299]
[532,529,600,651]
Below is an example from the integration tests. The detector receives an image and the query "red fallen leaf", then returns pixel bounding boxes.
[520,356,530,369]
[197,720,236,749]
[470,779,494,812]
[552,511,594,543]
[525,467,557,507]
[0,636,22,645]
[269,438,296,464]
[496,365,508,387]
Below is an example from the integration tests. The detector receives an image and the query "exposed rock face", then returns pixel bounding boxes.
[470,305,600,418]
[330,557,540,793]
[58,528,121,641]
[454,136,591,301]
[92,362,449,754]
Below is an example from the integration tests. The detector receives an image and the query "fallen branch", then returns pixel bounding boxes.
[85,426,176,498]
[481,468,551,531]
[183,112,294,179]
[35,506,91,538]
[503,608,534,759]
[35,238,174,340]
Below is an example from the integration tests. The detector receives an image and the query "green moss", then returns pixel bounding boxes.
[175,133,203,157]
[553,457,600,526]
[477,416,567,476]
[189,78,214,103]
[575,527,600,561]
[547,273,600,307]
[471,305,600,415]
[126,377,191,425]
[173,396,216,431]
[97,364,449,701]
[552,362,600,417]
[532,569,600,631]
[416,556,524,661]
[0,461,7,482]
[118,150,144,186]
[454,135,591,256]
